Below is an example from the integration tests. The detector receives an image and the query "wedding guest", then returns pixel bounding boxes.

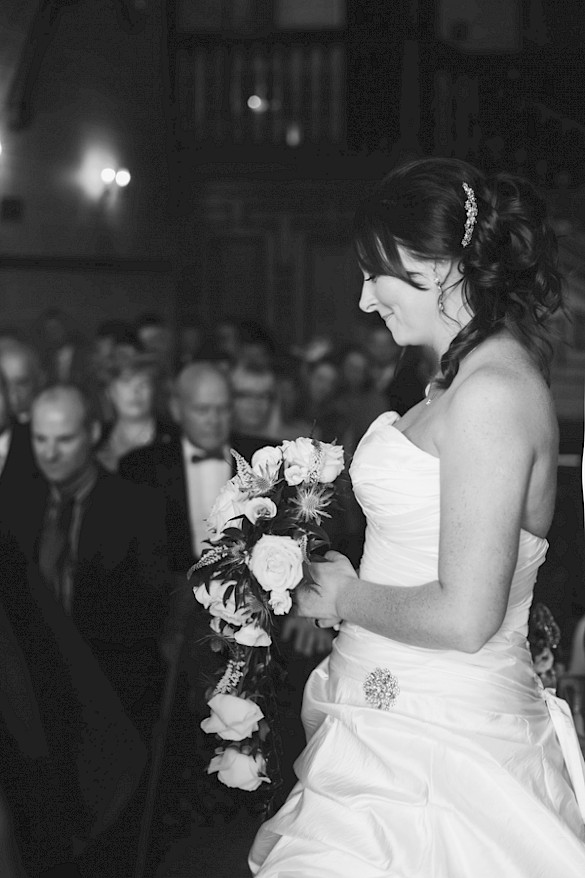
[0,370,38,497]
[336,345,388,454]
[119,362,268,574]
[10,384,169,743]
[0,340,44,424]
[237,320,277,370]
[177,315,204,367]
[271,357,314,441]
[91,320,145,421]
[96,359,177,473]
[230,361,278,439]
[92,320,142,380]
[135,312,175,377]
[0,525,147,878]
[366,324,401,394]
[304,357,348,444]
[33,308,93,390]
[213,316,242,364]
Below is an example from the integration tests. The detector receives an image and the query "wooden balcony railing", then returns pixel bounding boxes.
[175,40,346,148]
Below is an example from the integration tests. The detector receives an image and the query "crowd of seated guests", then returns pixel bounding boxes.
[0,307,433,876]
[0,307,432,464]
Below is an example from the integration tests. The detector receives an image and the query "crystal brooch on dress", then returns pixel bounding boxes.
[363,667,400,710]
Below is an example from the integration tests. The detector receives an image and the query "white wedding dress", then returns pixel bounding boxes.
[249,411,585,878]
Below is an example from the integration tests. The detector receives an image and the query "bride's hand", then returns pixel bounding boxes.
[295,550,357,623]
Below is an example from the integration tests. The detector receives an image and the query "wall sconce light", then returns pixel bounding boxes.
[115,168,131,187]
[100,167,131,187]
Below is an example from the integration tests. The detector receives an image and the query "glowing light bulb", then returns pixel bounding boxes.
[101,167,116,184]
[115,169,131,187]
[247,95,262,110]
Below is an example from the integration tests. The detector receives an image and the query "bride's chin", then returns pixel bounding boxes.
[384,320,404,344]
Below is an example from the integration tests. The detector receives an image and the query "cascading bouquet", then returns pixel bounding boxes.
[188,437,345,807]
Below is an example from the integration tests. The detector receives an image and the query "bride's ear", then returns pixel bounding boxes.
[433,258,462,289]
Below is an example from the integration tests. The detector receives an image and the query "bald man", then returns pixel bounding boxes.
[120,362,270,571]
[7,384,169,742]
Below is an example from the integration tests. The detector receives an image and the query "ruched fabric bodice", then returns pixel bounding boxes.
[250,411,585,878]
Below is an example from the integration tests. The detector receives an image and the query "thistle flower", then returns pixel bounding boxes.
[289,484,332,525]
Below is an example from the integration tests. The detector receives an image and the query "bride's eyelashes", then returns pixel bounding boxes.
[365,274,377,282]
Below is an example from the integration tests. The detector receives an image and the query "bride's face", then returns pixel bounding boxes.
[359,246,437,347]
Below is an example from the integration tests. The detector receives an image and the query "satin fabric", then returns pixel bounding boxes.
[250,411,585,877]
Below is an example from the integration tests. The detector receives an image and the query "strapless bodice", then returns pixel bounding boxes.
[349,410,548,643]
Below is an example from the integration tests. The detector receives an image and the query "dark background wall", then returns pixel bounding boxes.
[0,0,584,418]
[0,0,176,329]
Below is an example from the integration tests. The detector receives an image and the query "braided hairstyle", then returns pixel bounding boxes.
[353,157,563,387]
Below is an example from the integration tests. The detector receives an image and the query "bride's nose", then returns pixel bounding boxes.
[359,280,378,313]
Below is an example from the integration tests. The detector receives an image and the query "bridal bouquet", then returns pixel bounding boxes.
[189,437,345,803]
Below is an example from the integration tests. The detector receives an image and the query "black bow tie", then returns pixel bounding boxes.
[191,451,226,464]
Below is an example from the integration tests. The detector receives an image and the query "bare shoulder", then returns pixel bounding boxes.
[438,339,557,453]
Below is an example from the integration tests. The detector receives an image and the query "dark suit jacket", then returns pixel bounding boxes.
[119,431,272,573]
[9,467,170,657]
[0,531,146,864]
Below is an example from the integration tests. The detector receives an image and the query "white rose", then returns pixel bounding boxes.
[318,441,345,483]
[201,693,264,741]
[248,534,303,593]
[244,497,277,525]
[281,437,315,485]
[193,580,252,627]
[282,464,307,486]
[206,477,248,540]
[207,748,270,791]
[234,621,272,647]
[281,437,344,485]
[268,589,292,615]
[251,446,283,480]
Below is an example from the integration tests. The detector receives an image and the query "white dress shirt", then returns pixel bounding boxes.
[181,437,231,558]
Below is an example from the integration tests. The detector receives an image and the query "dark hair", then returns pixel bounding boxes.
[238,320,277,357]
[135,312,165,331]
[107,357,158,383]
[95,320,140,349]
[353,156,563,387]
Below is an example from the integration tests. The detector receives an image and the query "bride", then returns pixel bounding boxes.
[249,157,585,877]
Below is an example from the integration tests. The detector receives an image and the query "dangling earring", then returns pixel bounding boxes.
[433,270,445,314]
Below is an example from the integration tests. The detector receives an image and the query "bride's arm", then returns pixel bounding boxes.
[299,371,548,653]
